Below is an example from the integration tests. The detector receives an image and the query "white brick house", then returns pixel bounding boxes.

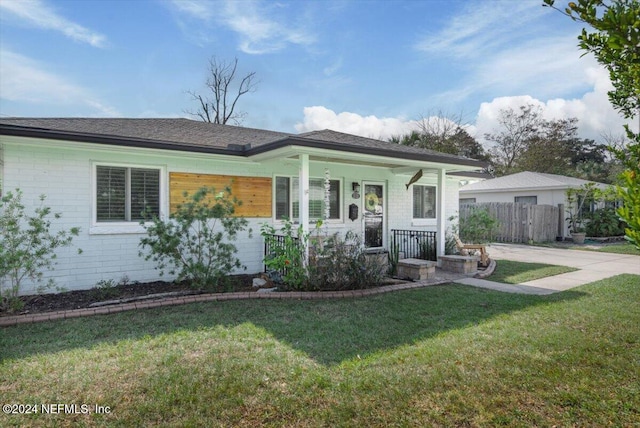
[0,118,487,294]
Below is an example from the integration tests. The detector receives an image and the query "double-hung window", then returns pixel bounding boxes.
[275,176,341,221]
[413,185,436,219]
[96,165,160,222]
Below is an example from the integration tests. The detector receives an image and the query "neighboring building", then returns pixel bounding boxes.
[0,118,487,294]
[459,171,611,237]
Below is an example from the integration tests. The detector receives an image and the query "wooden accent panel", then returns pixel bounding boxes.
[170,172,272,217]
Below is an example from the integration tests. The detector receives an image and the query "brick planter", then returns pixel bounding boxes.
[397,258,436,280]
[439,255,478,275]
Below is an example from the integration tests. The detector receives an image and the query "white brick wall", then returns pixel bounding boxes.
[1,136,466,294]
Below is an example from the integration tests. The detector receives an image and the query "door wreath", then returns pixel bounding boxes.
[365,193,379,212]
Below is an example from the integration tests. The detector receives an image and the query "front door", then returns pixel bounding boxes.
[363,182,385,248]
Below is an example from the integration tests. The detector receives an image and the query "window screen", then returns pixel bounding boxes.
[413,185,436,219]
[96,166,126,221]
[276,177,340,220]
[96,166,160,222]
[130,168,160,220]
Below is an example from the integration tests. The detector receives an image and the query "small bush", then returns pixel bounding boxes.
[262,221,386,291]
[585,207,626,237]
[0,190,81,312]
[309,231,386,291]
[388,237,399,276]
[92,279,119,300]
[261,220,310,290]
[139,186,250,291]
[459,207,499,243]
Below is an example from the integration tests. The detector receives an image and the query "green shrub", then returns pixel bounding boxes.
[459,207,499,243]
[139,186,250,290]
[262,221,386,291]
[92,279,119,300]
[310,231,386,291]
[585,207,626,237]
[0,189,81,312]
[261,219,311,290]
[388,237,399,276]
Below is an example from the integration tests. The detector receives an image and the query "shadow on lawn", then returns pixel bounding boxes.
[1,284,587,365]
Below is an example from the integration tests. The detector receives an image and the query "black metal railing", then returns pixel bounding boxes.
[390,229,437,261]
[263,234,300,274]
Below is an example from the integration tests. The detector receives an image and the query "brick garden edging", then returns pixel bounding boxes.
[1,279,455,327]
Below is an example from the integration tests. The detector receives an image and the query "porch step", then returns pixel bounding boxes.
[397,258,436,280]
[439,255,479,275]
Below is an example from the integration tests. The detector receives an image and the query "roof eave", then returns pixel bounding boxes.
[459,184,573,193]
[247,136,489,169]
[1,124,489,170]
[0,124,238,157]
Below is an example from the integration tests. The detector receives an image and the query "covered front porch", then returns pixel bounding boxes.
[250,133,486,267]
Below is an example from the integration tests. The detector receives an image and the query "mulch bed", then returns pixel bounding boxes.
[2,275,256,317]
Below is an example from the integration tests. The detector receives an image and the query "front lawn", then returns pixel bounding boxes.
[490,260,578,284]
[1,275,638,426]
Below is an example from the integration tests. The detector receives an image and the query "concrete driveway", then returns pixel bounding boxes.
[457,242,640,294]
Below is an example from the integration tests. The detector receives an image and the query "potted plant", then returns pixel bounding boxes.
[565,185,594,244]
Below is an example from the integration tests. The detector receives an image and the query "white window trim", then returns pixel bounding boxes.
[273,175,343,223]
[514,195,538,204]
[90,161,167,235]
[411,183,437,227]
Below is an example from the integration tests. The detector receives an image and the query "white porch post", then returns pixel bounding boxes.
[299,154,310,263]
[437,168,446,264]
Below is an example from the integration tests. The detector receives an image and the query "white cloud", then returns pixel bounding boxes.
[297,63,634,145]
[474,67,634,145]
[415,1,601,112]
[169,0,315,54]
[169,0,215,21]
[295,106,419,140]
[323,57,343,77]
[0,0,107,48]
[0,49,119,116]
[415,1,542,60]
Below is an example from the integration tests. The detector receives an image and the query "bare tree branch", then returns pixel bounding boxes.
[185,57,258,125]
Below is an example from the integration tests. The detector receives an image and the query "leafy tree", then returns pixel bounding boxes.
[139,186,250,290]
[390,113,490,161]
[485,104,620,180]
[0,190,81,311]
[185,56,258,125]
[484,104,544,175]
[544,0,640,248]
[569,137,608,165]
[516,117,579,175]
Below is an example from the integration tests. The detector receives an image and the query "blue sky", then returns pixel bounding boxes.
[0,0,635,144]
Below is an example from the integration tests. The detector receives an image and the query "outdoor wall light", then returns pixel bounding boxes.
[351,182,361,199]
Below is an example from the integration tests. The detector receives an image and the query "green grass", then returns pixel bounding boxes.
[1,275,639,427]
[534,240,640,255]
[587,242,640,255]
[490,260,578,284]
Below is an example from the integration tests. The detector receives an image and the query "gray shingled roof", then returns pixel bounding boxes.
[460,171,606,193]
[0,118,289,149]
[298,129,470,161]
[0,117,487,168]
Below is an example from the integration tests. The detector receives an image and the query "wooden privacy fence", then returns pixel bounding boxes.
[460,203,560,243]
